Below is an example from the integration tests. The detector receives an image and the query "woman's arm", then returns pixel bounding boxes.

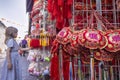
[6,48,12,63]
[6,47,12,70]
[19,47,31,51]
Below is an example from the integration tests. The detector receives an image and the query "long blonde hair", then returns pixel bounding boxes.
[4,26,18,44]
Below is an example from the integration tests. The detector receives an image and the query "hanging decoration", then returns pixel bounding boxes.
[105,29,120,52]
[78,29,107,49]
[56,27,72,44]
[47,0,73,31]
[116,0,120,10]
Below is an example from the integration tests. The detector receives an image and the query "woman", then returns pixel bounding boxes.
[0,26,30,80]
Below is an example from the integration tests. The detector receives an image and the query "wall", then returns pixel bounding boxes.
[0,21,6,53]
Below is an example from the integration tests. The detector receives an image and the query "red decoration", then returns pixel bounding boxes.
[116,0,120,10]
[63,43,77,56]
[105,29,120,52]
[31,29,40,35]
[51,39,59,54]
[78,29,107,49]
[36,23,39,28]
[56,27,72,44]
[50,54,60,80]
[30,9,40,18]
[93,49,113,61]
[30,39,40,48]
[70,31,79,50]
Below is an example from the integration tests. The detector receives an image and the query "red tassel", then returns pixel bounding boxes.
[56,21,64,30]
[50,54,60,80]
[67,5,72,19]
[30,39,40,48]
[67,0,73,5]
[47,0,53,12]
[65,19,69,27]
[63,52,70,80]
[58,0,63,7]
[63,61,69,80]
[62,3,67,18]
[53,0,59,17]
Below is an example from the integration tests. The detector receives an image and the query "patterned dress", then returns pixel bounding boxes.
[0,38,22,80]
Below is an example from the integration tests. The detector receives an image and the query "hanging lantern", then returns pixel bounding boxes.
[78,29,107,49]
[93,49,113,61]
[70,31,79,50]
[78,29,86,46]
[56,27,72,44]
[105,29,120,52]
[63,43,77,56]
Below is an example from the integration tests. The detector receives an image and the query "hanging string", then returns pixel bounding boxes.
[93,11,107,31]
[95,11,116,30]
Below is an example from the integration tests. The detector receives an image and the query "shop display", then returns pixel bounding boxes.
[27,0,120,80]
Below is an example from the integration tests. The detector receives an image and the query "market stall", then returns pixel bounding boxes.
[26,0,120,80]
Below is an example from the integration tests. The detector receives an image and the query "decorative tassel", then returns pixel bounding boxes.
[67,5,72,19]
[47,0,53,12]
[58,45,64,80]
[69,57,73,80]
[90,50,95,80]
[30,38,40,48]
[58,0,63,7]
[67,0,73,5]
[78,55,82,80]
[110,66,114,80]
[50,54,60,80]
[63,60,69,80]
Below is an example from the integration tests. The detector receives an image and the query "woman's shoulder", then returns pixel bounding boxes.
[7,38,14,41]
[6,38,15,43]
